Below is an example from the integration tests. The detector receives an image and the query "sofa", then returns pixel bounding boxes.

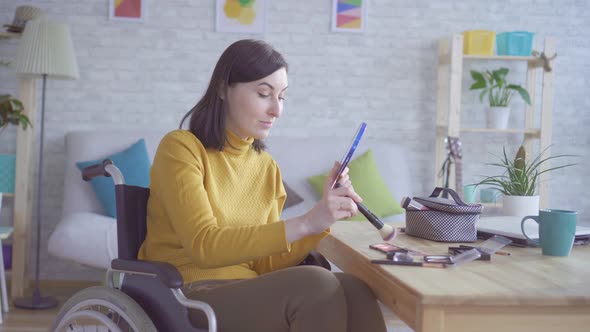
[48,130,413,270]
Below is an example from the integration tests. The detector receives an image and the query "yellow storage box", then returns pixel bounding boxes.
[463,30,495,55]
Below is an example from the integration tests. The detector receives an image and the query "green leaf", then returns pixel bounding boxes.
[507,84,531,105]
[470,80,487,90]
[11,99,23,109]
[470,70,486,83]
[19,114,32,129]
[8,99,21,112]
[470,70,486,91]
[492,68,509,83]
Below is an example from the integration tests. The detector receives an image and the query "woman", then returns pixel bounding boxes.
[138,39,386,332]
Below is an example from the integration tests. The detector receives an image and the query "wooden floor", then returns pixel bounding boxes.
[0,281,413,332]
[0,281,99,332]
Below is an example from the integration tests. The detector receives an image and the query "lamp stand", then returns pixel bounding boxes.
[13,74,58,310]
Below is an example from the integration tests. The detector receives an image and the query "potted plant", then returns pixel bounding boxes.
[0,94,31,134]
[0,60,32,193]
[477,145,576,217]
[469,67,531,129]
[0,60,31,133]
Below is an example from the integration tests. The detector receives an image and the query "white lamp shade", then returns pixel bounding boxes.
[14,19,79,80]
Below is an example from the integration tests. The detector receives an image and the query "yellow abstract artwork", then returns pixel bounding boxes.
[217,0,266,33]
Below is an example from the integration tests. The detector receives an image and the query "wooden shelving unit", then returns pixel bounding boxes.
[1,31,36,299]
[435,34,556,208]
[0,32,21,39]
[436,125,541,136]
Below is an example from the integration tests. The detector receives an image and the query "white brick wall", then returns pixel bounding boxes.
[0,0,588,281]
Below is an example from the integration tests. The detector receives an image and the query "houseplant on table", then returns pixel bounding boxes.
[477,145,576,217]
[469,67,531,129]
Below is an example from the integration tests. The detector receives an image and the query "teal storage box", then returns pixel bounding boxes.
[0,154,16,193]
[496,31,535,56]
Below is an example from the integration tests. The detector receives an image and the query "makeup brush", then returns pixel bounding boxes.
[334,183,396,241]
[356,202,397,241]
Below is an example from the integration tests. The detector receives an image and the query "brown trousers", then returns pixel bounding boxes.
[182,266,387,332]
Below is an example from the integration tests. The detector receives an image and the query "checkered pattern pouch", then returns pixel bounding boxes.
[405,187,483,242]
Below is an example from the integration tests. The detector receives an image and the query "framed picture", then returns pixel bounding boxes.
[216,0,266,34]
[109,0,147,22]
[331,0,367,33]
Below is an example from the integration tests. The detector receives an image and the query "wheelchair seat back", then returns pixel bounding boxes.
[114,184,207,331]
[115,184,150,260]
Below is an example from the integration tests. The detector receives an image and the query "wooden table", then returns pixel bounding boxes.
[317,221,590,332]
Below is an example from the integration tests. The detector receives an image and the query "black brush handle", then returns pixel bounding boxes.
[334,182,384,229]
[357,202,385,230]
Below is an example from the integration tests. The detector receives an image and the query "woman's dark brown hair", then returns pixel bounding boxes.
[180,39,288,152]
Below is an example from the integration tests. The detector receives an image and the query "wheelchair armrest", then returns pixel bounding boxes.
[298,250,331,271]
[111,258,184,289]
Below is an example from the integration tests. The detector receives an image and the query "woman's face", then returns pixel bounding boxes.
[225,67,288,140]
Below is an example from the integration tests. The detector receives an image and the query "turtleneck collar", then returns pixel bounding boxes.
[225,128,254,155]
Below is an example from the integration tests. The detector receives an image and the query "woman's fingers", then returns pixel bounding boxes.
[320,163,362,219]
[328,197,359,219]
[339,167,349,177]
[338,174,350,186]
[335,167,350,187]
[323,161,341,192]
[331,183,362,203]
[336,178,351,189]
[325,163,351,191]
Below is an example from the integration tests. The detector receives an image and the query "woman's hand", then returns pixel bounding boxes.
[285,161,363,242]
[307,161,363,231]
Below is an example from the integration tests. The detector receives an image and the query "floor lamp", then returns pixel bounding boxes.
[12,19,79,310]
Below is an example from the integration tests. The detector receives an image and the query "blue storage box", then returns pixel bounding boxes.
[496,31,535,56]
[0,154,16,193]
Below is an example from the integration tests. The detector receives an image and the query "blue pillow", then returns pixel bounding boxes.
[76,139,151,218]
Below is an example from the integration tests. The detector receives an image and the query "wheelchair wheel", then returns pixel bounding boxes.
[51,286,157,332]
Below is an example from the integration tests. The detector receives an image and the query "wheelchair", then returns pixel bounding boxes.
[51,159,330,332]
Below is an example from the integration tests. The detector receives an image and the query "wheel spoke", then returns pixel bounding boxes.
[52,287,156,332]
[55,304,134,332]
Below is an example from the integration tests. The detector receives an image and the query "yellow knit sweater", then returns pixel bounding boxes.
[138,129,328,284]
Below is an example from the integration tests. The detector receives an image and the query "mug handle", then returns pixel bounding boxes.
[521,215,541,246]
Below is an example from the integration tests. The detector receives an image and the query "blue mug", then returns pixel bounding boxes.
[463,184,477,203]
[480,188,497,203]
[521,209,577,256]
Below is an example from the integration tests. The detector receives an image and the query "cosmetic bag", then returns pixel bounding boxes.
[405,187,483,242]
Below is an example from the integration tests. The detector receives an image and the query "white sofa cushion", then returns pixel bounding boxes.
[48,212,117,269]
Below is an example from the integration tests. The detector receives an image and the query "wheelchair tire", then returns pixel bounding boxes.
[51,286,157,332]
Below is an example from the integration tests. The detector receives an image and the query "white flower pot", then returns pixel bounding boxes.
[503,195,539,217]
[485,106,511,129]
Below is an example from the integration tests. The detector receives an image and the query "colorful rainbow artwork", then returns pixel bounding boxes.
[334,0,363,30]
[114,0,141,19]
